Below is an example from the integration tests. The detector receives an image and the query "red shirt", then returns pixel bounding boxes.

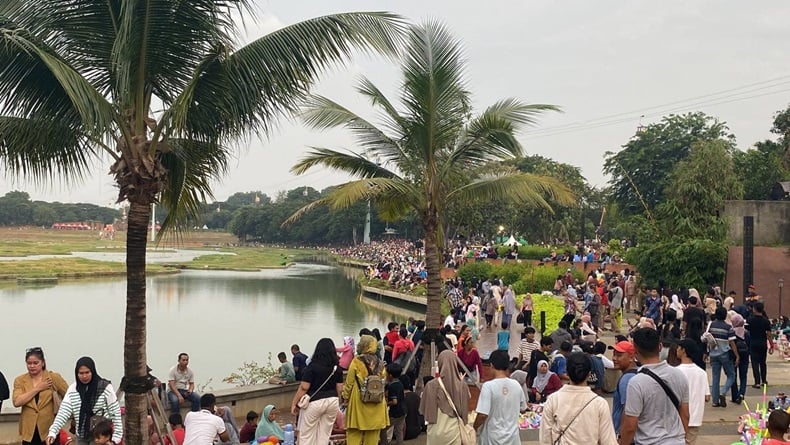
[385,330,400,349]
[392,338,414,361]
[163,428,185,445]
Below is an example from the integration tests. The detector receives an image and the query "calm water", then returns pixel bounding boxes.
[0,263,422,410]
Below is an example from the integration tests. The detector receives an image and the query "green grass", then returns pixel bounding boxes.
[0,258,172,279]
[170,246,321,270]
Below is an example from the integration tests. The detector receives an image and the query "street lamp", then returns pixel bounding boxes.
[780,279,784,317]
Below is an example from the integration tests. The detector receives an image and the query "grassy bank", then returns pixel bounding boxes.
[0,227,318,279]
[0,258,173,279]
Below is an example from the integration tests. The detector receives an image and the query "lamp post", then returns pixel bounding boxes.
[780,278,784,317]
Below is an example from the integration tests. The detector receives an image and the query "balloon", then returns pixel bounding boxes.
[256,437,268,443]
[268,436,279,444]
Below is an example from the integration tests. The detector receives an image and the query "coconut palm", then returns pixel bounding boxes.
[0,2,403,443]
[286,21,575,332]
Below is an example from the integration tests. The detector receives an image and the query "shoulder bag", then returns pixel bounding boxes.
[297,365,337,409]
[436,377,476,445]
[551,395,597,445]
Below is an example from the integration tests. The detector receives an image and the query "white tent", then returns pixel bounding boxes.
[503,235,521,246]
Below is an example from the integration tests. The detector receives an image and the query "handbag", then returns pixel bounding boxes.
[436,377,476,445]
[297,365,337,409]
[516,312,525,324]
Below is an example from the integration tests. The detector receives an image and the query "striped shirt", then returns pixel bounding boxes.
[48,382,123,443]
[518,339,540,363]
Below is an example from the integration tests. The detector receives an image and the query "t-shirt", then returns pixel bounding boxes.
[548,329,572,351]
[497,330,510,351]
[746,315,772,346]
[763,439,790,445]
[168,366,194,391]
[278,362,295,383]
[386,379,405,418]
[624,361,689,445]
[550,353,566,377]
[163,428,185,445]
[238,423,255,444]
[707,320,735,357]
[517,339,539,364]
[183,410,226,445]
[612,369,636,434]
[683,306,705,327]
[301,363,343,402]
[676,363,709,427]
[292,352,308,381]
[476,378,526,445]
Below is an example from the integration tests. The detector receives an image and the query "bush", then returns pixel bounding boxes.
[517,245,553,260]
[223,356,278,386]
[532,294,566,333]
[456,261,493,283]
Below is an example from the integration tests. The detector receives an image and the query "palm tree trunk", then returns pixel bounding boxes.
[418,219,444,379]
[124,200,150,445]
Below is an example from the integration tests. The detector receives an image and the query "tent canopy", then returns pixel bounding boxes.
[503,235,521,246]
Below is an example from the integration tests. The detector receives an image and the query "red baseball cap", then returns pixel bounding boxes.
[608,341,636,355]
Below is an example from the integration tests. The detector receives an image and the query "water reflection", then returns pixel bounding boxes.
[0,263,423,403]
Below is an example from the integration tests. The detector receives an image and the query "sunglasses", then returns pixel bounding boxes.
[26,347,43,354]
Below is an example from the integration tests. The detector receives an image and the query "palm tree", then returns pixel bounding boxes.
[286,21,575,335]
[0,2,403,443]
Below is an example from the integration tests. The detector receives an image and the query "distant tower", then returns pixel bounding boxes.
[363,200,371,244]
[254,194,261,205]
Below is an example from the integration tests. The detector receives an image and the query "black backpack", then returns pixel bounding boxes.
[735,334,749,356]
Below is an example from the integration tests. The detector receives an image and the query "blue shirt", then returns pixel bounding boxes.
[497,330,510,351]
[612,369,637,434]
[550,354,566,377]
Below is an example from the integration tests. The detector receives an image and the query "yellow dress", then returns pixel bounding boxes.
[342,356,389,431]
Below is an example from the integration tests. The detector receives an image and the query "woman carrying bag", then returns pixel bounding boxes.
[419,350,470,444]
[342,335,388,445]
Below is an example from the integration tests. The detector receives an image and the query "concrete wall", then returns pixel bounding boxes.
[724,200,790,245]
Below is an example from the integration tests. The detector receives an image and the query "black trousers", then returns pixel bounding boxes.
[750,344,768,385]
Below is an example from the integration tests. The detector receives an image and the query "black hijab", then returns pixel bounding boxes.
[75,357,107,438]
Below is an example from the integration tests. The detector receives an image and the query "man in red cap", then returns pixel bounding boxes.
[610,340,637,437]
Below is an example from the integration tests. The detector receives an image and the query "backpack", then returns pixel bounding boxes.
[357,356,385,403]
[735,335,749,356]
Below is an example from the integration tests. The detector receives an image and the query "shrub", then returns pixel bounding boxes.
[223,356,278,386]
[532,294,566,334]
[517,245,553,260]
[456,261,493,283]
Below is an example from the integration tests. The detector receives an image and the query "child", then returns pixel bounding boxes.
[268,352,296,384]
[381,363,406,445]
[92,420,114,445]
[238,410,259,444]
[467,316,479,342]
[497,321,510,351]
[771,392,790,411]
[164,413,185,445]
[765,409,790,444]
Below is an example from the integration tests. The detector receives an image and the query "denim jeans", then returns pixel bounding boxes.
[167,388,200,414]
[710,352,735,402]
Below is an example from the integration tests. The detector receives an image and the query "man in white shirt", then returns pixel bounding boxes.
[675,339,710,445]
[184,393,229,445]
[474,350,527,445]
[168,352,200,415]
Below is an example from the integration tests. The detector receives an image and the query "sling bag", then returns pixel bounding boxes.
[638,368,680,411]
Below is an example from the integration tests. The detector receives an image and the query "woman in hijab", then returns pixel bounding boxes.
[342,335,387,445]
[419,349,470,444]
[255,405,284,442]
[529,360,562,403]
[670,294,685,329]
[509,370,530,401]
[46,357,122,445]
[729,312,749,404]
[580,313,597,342]
[337,336,356,371]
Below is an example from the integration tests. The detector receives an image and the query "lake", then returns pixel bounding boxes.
[0,263,423,410]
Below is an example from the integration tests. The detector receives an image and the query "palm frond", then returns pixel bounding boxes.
[0,23,116,139]
[157,138,231,235]
[301,95,404,158]
[291,147,397,179]
[0,116,96,182]
[400,20,470,158]
[442,100,560,174]
[355,76,406,136]
[449,172,576,213]
[183,12,406,142]
[282,197,331,227]
[113,0,251,109]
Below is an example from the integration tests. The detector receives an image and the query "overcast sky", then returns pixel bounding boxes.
[3,0,790,206]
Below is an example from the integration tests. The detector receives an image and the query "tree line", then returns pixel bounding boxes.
[0,191,120,226]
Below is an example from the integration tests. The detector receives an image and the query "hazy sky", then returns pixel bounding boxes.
[3,0,790,206]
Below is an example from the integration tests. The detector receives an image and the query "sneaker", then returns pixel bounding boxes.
[719,395,727,407]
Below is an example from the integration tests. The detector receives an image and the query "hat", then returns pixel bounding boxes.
[608,341,636,355]
[748,284,756,290]
[675,338,700,357]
